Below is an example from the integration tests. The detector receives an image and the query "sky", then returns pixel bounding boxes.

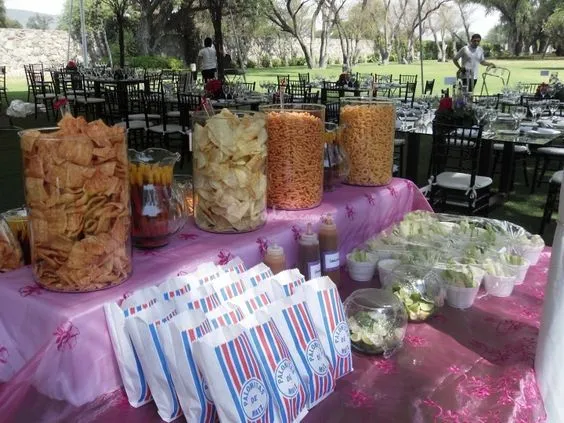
[5,0,501,38]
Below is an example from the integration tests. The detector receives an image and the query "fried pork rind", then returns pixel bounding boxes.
[0,217,24,272]
[19,114,132,292]
[193,109,267,233]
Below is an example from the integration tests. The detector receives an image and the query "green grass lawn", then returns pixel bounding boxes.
[6,59,564,96]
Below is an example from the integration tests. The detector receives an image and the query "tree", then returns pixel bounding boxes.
[100,0,132,67]
[26,13,53,29]
[263,0,316,68]
[0,0,5,27]
[545,7,564,55]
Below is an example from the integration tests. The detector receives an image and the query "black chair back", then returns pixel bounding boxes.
[399,74,418,84]
[424,79,435,95]
[325,101,340,123]
[403,82,417,107]
[298,73,310,83]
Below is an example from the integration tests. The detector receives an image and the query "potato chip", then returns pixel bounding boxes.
[19,116,131,292]
[0,217,24,272]
[192,109,267,233]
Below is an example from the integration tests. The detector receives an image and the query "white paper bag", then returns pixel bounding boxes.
[299,277,353,380]
[206,303,245,330]
[240,311,309,422]
[268,293,335,408]
[272,269,306,296]
[212,273,247,302]
[222,257,247,274]
[227,286,274,316]
[173,284,221,314]
[166,310,218,423]
[104,286,161,407]
[193,324,276,422]
[241,263,274,289]
[126,302,182,422]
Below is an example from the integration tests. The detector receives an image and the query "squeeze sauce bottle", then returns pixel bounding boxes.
[298,223,321,280]
[263,243,286,275]
[319,214,340,285]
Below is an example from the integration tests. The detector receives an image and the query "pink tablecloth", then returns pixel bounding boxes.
[0,178,430,417]
[2,249,549,423]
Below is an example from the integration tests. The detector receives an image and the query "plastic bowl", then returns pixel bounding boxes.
[484,274,516,297]
[378,259,400,287]
[504,260,530,285]
[347,254,377,282]
[446,285,480,309]
[515,245,544,266]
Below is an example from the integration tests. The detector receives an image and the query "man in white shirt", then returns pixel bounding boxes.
[197,37,217,82]
[453,34,495,91]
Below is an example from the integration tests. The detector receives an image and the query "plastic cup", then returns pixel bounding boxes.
[504,260,530,285]
[378,259,400,287]
[347,254,377,282]
[484,274,516,297]
[515,245,544,266]
[446,285,480,309]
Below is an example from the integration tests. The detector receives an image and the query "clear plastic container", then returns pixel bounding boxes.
[344,288,407,356]
[129,148,180,248]
[446,285,480,309]
[260,104,325,210]
[484,274,516,297]
[192,109,267,232]
[2,207,30,265]
[340,98,395,186]
[387,265,446,322]
[19,121,132,292]
[323,122,349,191]
[0,215,24,272]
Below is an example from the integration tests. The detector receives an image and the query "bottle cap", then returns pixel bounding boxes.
[320,213,336,230]
[300,223,318,244]
[266,243,284,257]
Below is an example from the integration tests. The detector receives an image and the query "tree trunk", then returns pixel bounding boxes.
[138,13,150,55]
[117,16,125,68]
[210,7,225,79]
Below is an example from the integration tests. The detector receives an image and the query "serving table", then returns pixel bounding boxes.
[0,178,430,419]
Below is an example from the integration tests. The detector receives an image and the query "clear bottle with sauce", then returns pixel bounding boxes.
[263,243,286,275]
[319,214,341,285]
[298,223,321,280]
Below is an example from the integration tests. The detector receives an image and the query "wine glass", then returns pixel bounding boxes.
[485,109,498,136]
[548,99,560,121]
[529,101,544,124]
[511,106,527,130]
[475,106,489,128]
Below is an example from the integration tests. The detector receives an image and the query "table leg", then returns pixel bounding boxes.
[498,142,515,194]
[405,131,420,183]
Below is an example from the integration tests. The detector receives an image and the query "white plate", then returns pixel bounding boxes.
[497,129,519,136]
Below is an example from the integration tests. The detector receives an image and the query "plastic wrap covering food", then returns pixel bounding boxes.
[19,116,132,292]
[0,216,24,272]
[260,104,325,210]
[387,265,445,322]
[344,288,407,357]
[192,109,267,232]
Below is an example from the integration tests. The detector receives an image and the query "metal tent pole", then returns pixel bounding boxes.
[418,0,424,94]
[79,0,89,67]
[67,0,74,62]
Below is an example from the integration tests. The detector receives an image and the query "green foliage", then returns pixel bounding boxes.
[0,0,5,27]
[4,18,22,28]
[288,57,306,66]
[270,58,282,68]
[246,59,257,69]
[127,55,185,70]
[421,41,438,60]
[26,13,53,30]
[480,41,493,58]
[259,55,271,68]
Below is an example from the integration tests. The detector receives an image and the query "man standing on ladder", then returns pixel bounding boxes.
[453,34,496,92]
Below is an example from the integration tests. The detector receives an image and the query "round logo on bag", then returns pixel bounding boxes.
[306,339,329,376]
[333,322,351,357]
[275,358,300,398]
[202,379,213,402]
[240,378,268,420]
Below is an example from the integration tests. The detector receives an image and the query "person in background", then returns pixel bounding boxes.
[197,37,217,82]
[452,33,495,91]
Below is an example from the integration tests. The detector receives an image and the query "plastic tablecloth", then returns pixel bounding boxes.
[0,178,431,419]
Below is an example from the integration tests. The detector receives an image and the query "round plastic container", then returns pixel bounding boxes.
[446,285,480,309]
[344,288,407,356]
[0,216,24,272]
[2,207,30,265]
[503,260,530,285]
[484,274,516,297]
[346,253,377,282]
[129,148,180,248]
[19,123,132,292]
[515,244,544,266]
[192,109,267,232]
[340,98,395,186]
[260,104,325,210]
[378,259,400,287]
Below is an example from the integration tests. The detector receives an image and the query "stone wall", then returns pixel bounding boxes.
[0,29,83,77]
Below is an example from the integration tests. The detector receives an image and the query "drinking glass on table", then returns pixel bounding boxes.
[548,99,560,121]
[485,109,498,136]
[475,106,489,128]
[511,106,527,130]
[529,101,544,124]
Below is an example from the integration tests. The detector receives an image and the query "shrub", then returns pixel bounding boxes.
[127,55,185,70]
[246,59,257,68]
[260,55,271,68]
[288,56,307,66]
[271,58,282,68]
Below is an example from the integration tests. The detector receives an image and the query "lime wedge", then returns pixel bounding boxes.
[350,332,361,343]
[361,334,374,346]
[419,302,434,312]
